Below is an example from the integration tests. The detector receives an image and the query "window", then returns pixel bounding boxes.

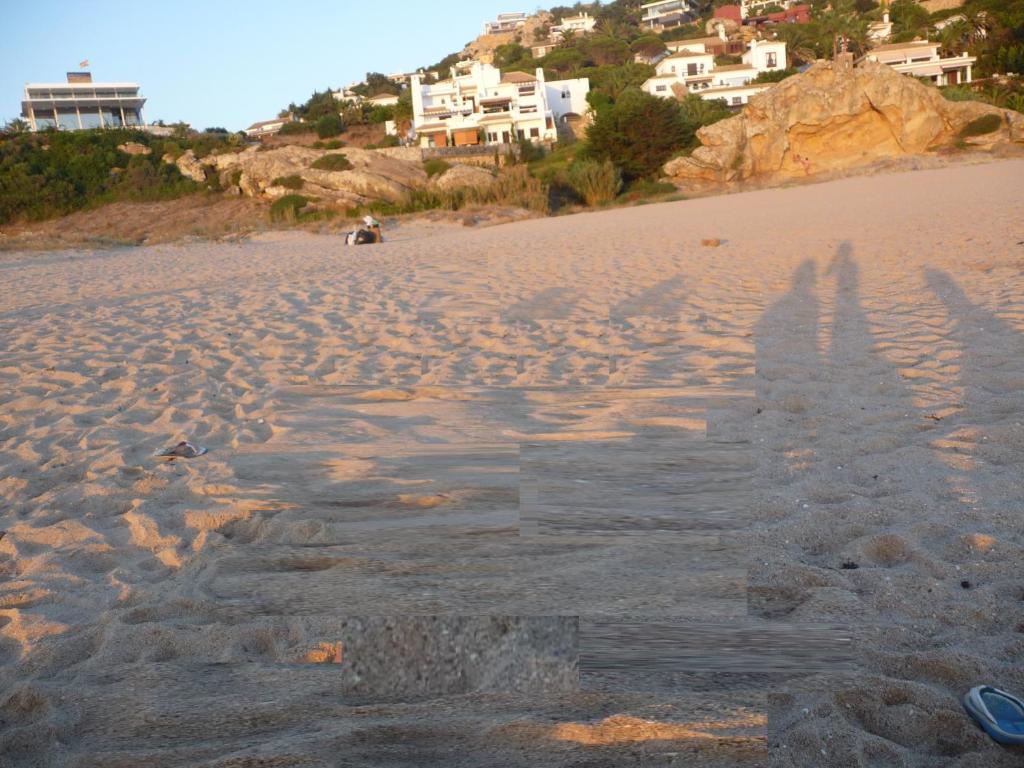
[561,90,569,99]
[732,96,742,105]
[687,63,697,76]
[656,85,667,92]
[766,52,777,69]
[530,127,539,138]
[517,129,525,140]
[79,107,102,129]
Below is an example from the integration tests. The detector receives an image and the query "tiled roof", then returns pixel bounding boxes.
[664,50,712,59]
[501,71,537,84]
[866,40,938,53]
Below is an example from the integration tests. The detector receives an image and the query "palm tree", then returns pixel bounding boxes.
[2,118,30,135]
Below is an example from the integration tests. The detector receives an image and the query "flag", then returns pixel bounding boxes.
[79,59,89,69]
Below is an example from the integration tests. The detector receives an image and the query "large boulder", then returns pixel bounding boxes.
[664,60,1024,186]
[118,141,151,156]
[168,149,207,183]
[207,145,428,206]
[431,164,496,192]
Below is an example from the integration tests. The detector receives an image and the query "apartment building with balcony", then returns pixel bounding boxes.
[483,12,528,35]
[551,12,597,38]
[410,61,589,148]
[642,39,787,107]
[858,40,976,86]
[20,72,145,131]
[640,0,701,31]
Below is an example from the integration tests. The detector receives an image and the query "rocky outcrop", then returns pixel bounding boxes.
[431,164,496,192]
[165,149,208,183]
[203,145,429,207]
[118,141,151,156]
[664,61,1024,187]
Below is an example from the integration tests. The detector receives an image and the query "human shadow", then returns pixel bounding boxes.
[924,267,1024,510]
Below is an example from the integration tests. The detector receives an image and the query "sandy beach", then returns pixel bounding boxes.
[1,159,1023,766]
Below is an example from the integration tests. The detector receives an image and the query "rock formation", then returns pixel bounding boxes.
[117,141,151,156]
[202,146,430,207]
[166,149,208,183]
[664,60,1024,187]
[431,164,496,192]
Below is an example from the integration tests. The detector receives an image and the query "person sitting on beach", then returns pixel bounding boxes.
[347,215,383,245]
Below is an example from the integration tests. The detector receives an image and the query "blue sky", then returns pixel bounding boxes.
[1,0,568,131]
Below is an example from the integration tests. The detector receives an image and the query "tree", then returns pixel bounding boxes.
[494,42,531,69]
[889,0,931,43]
[814,0,870,57]
[543,47,586,75]
[631,34,667,59]
[677,94,732,150]
[316,113,344,138]
[585,35,632,66]
[2,118,30,135]
[393,89,413,123]
[585,88,688,179]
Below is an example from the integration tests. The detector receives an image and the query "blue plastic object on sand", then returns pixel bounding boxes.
[963,685,1024,745]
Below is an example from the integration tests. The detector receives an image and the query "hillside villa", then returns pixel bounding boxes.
[868,5,893,43]
[551,12,597,38]
[533,12,597,58]
[410,60,589,148]
[665,26,746,58]
[21,72,146,131]
[245,117,290,138]
[366,93,400,108]
[641,0,702,31]
[531,41,560,58]
[859,40,976,85]
[642,38,787,107]
[483,12,528,35]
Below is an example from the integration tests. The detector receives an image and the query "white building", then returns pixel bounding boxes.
[484,12,528,35]
[531,41,560,59]
[640,0,702,31]
[551,12,597,38]
[366,93,400,108]
[642,39,787,107]
[21,71,145,131]
[410,61,589,148]
[859,40,976,86]
[245,118,289,138]
[868,6,893,44]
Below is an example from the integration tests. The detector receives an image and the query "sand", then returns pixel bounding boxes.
[1,159,1023,767]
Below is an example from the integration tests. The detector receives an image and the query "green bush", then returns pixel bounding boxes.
[272,174,304,189]
[269,194,309,222]
[311,153,354,171]
[366,135,400,149]
[585,89,688,180]
[312,139,346,150]
[0,129,200,224]
[567,159,622,206]
[423,158,451,178]
[316,113,344,138]
[958,113,1003,137]
[752,68,799,84]
[490,165,549,214]
[278,121,315,135]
